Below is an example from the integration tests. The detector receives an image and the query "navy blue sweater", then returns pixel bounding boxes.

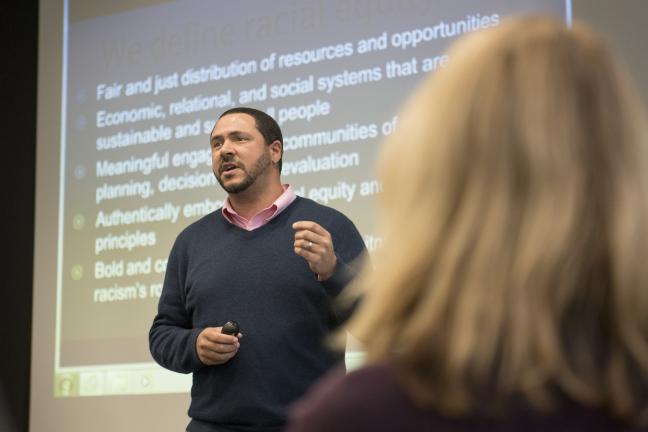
[149,197,366,432]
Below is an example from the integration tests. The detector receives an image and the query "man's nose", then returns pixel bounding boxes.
[220,139,235,154]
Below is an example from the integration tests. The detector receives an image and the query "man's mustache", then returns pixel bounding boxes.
[219,157,245,175]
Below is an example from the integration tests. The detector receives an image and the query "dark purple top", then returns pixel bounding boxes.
[286,364,647,432]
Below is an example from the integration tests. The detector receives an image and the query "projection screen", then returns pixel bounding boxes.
[33,1,571,430]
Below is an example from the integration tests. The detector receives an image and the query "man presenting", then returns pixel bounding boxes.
[149,107,366,432]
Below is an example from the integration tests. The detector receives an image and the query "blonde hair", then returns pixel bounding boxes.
[348,16,648,422]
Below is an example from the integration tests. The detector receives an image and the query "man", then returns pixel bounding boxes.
[149,107,366,432]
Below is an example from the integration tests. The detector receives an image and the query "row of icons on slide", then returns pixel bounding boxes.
[54,367,190,397]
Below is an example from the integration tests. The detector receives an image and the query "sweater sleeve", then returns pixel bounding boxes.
[149,240,204,374]
[321,212,367,292]
[320,254,360,298]
[321,213,368,323]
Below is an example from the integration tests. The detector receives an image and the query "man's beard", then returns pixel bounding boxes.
[214,152,272,194]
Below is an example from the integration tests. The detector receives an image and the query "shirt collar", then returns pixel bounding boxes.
[221,184,297,228]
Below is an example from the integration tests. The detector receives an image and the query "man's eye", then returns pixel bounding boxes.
[212,141,223,148]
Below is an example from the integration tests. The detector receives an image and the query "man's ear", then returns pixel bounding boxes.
[269,140,282,163]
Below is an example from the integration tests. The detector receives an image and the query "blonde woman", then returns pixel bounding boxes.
[286,16,648,431]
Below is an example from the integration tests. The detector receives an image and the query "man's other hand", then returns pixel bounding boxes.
[292,221,337,281]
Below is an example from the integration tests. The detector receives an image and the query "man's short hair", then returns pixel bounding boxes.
[219,107,283,171]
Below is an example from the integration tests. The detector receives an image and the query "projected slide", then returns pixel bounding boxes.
[53,0,569,398]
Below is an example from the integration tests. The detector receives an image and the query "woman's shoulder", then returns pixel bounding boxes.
[285,363,645,432]
[286,363,420,432]
[304,363,402,404]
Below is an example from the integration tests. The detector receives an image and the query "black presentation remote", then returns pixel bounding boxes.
[222,320,240,336]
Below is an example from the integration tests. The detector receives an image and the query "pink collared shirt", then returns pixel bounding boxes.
[222,184,297,231]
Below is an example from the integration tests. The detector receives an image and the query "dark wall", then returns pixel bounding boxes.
[0,2,38,432]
